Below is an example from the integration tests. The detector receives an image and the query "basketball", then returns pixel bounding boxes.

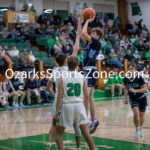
[83,8,96,20]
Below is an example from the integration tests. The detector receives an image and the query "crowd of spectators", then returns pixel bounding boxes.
[0,46,37,73]
[0,72,54,108]
[1,8,150,108]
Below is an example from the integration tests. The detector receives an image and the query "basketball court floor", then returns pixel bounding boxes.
[0,96,150,150]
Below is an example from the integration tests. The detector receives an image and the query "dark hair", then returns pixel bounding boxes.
[67,56,79,70]
[55,54,67,67]
[91,27,103,39]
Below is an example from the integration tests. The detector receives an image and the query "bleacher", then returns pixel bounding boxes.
[0,39,55,69]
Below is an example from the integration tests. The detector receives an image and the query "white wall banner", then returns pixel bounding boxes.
[14,13,29,22]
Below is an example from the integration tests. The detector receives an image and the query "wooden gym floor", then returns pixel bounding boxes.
[0,96,150,150]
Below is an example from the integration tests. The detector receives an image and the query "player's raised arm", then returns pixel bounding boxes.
[82,17,95,43]
[72,10,83,56]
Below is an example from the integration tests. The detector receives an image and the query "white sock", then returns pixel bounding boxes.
[136,127,140,131]
[77,147,81,150]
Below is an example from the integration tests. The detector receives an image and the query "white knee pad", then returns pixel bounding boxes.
[73,124,81,137]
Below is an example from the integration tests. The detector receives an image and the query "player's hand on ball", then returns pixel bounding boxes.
[129,88,136,93]
[86,16,95,23]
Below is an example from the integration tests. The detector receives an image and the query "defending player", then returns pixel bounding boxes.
[81,16,103,133]
[124,62,148,139]
[54,56,95,150]
[45,12,83,150]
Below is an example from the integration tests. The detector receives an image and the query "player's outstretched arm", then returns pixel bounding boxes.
[72,10,83,56]
[82,16,95,43]
[55,77,63,117]
[46,81,55,97]
[83,78,89,115]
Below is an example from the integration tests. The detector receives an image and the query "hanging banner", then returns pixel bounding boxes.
[131,3,142,16]
[14,13,29,22]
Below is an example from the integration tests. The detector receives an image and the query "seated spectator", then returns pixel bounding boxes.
[78,50,84,68]
[47,36,55,56]
[40,74,53,103]
[142,27,148,38]
[35,24,43,35]
[114,16,121,28]
[11,72,26,107]
[145,41,150,51]
[113,40,120,52]
[0,82,8,107]
[20,23,30,42]
[54,36,63,54]
[35,76,41,89]
[62,40,67,53]
[112,22,119,33]
[3,50,13,64]
[120,37,126,48]
[116,50,123,61]
[126,20,135,34]
[9,46,19,58]
[105,44,112,56]
[120,47,126,57]
[2,45,9,56]
[9,28,17,39]
[53,12,61,26]
[25,74,41,105]
[0,48,7,73]
[138,40,146,52]
[47,13,54,25]
[136,55,147,71]
[107,71,124,97]
[15,31,25,43]
[134,35,140,48]
[68,13,74,25]
[100,37,107,48]
[64,45,72,56]
[125,50,133,63]
[41,24,46,33]
[125,38,130,47]
[46,24,54,35]
[28,51,36,66]
[130,34,136,44]
[38,12,47,25]
[3,78,18,108]
[67,38,73,50]
[108,49,123,68]
[145,50,150,60]
[133,50,139,60]
[19,49,29,68]
[2,27,9,39]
